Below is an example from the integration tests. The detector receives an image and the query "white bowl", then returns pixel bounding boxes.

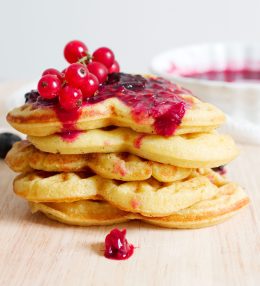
[151,43,260,144]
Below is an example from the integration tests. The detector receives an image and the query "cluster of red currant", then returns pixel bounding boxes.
[37,40,120,110]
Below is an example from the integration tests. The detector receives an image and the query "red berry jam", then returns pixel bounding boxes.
[59,130,82,142]
[87,73,190,136]
[104,228,134,260]
[181,68,260,83]
[26,73,190,137]
[25,90,82,136]
[54,106,82,132]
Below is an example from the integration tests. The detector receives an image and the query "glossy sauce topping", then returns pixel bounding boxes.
[87,73,190,136]
[104,228,134,260]
[25,73,190,137]
[25,90,82,140]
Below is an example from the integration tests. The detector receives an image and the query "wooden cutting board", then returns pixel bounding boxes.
[0,83,259,286]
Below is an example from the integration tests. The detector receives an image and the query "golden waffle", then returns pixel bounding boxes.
[28,127,239,168]
[6,141,192,182]
[98,175,218,217]
[146,183,249,228]
[7,91,225,137]
[14,170,219,216]
[29,183,249,228]
[195,168,228,187]
[30,200,132,226]
[14,172,102,203]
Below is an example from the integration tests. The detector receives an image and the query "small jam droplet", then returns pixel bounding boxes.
[134,134,146,149]
[59,130,82,142]
[104,228,134,260]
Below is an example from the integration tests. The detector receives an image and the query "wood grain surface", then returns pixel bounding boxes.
[0,83,259,286]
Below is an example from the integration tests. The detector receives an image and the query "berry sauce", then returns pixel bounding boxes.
[25,90,82,140]
[25,73,190,137]
[55,108,82,141]
[54,107,82,132]
[104,228,134,260]
[59,130,82,142]
[181,69,260,83]
[86,73,190,136]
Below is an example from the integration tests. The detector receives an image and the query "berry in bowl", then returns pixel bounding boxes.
[151,43,260,144]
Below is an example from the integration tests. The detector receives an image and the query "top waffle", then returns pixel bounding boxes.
[7,74,225,137]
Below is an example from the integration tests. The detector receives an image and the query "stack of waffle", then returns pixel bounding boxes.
[6,74,249,228]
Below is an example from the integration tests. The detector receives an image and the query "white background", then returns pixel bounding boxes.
[0,0,259,80]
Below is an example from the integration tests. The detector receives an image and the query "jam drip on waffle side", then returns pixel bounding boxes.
[87,73,191,136]
[25,90,82,141]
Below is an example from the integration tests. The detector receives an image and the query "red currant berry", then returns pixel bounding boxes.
[59,86,83,110]
[64,63,88,88]
[37,75,61,99]
[109,60,120,73]
[42,68,64,81]
[92,47,115,69]
[87,62,108,83]
[80,73,99,98]
[64,40,88,63]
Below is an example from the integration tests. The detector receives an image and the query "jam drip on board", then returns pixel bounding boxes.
[104,228,134,260]
[25,73,190,137]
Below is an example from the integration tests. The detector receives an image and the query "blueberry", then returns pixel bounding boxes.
[0,133,21,159]
[212,165,226,175]
[25,90,40,103]
[106,73,146,91]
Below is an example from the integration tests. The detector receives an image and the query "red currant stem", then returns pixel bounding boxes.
[77,53,92,65]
